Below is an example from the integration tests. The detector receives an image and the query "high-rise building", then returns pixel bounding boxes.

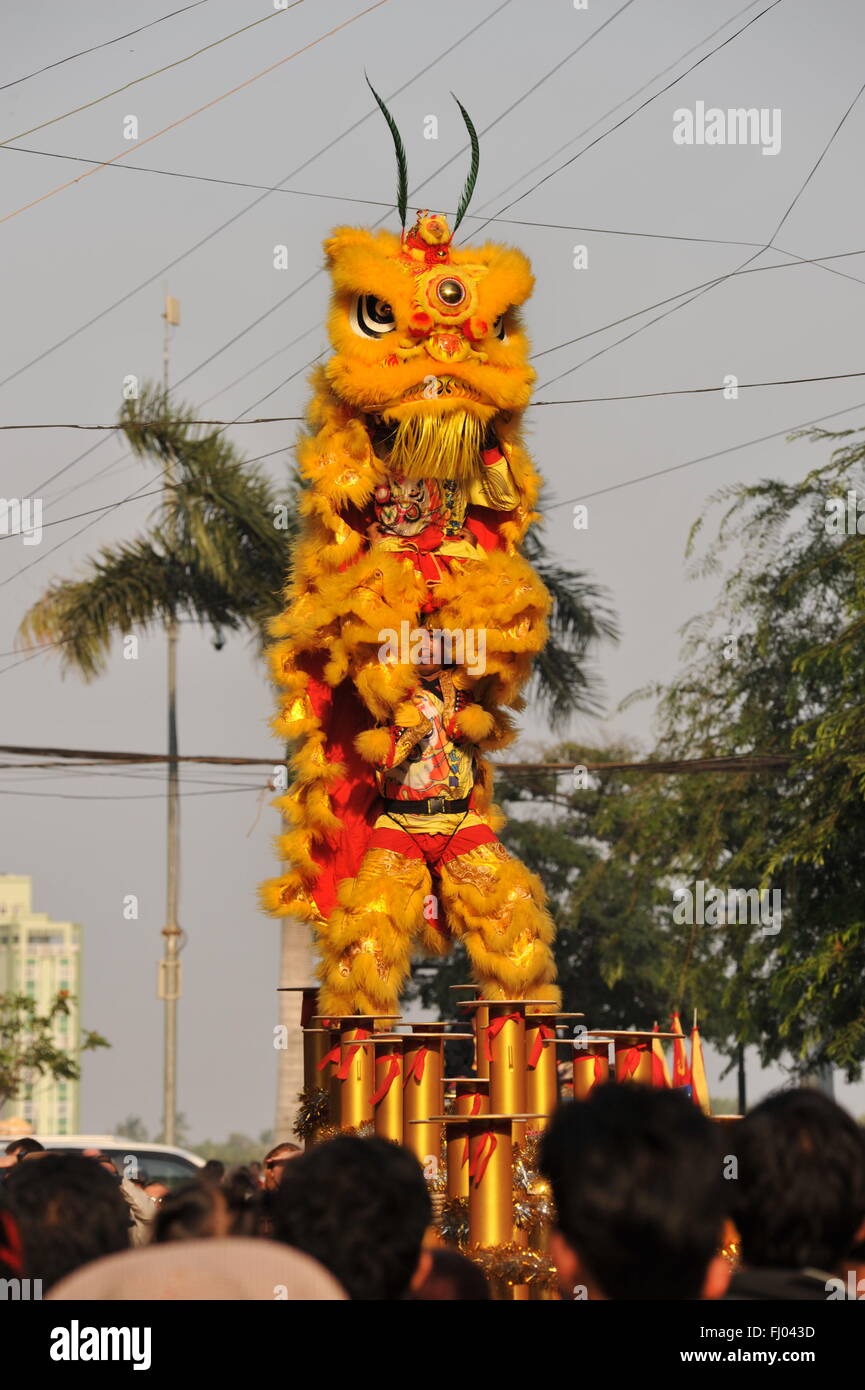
[0,874,82,1135]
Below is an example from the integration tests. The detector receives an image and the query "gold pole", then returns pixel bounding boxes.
[370,1035,404,1143]
[572,1039,612,1099]
[402,1032,445,1173]
[339,1024,375,1130]
[447,1078,489,1199]
[524,1013,583,1127]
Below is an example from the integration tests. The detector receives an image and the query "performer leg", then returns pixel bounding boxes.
[317,845,432,1016]
[438,839,561,1006]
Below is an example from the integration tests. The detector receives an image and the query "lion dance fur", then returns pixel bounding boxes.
[261,92,561,1017]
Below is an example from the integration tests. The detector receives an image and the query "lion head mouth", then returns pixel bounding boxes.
[394,374,486,406]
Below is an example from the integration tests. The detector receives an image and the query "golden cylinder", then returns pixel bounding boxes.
[372,1043,404,1144]
[338,1027,374,1130]
[448,1081,489,1199]
[572,1043,610,1099]
[524,1018,560,1128]
[302,1027,331,1095]
[487,1005,527,1118]
[402,1038,444,1174]
[474,1004,490,1080]
[467,1120,514,1248]
[615,1039,653,1085]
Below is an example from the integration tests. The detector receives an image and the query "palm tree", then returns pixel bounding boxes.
[18,386,616,1141]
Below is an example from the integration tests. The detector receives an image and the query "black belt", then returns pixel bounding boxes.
[382,796,470,817]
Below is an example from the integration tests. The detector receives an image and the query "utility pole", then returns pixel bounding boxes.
[158,292,182,1145]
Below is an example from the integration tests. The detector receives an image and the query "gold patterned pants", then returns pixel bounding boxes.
[317,825,560,1016]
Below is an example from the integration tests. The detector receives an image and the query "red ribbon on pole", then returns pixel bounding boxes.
[316,1045,341,1072]
[369,1053,401,1107]
[403,1045,430,1086]
[527,1023,554,1070]
[484,1013,521,1063]
[462,1093,484,1166]
[594,1055,605,1084]
[468,1131,497,1187]
[620,1043,648,1081]
[334,1028,370,1081]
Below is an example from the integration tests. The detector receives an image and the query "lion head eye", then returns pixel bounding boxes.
[351,294,396,338]
[492,315,508,342]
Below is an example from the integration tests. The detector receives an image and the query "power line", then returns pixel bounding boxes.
[545,395,865,509]
[470,0,766,216]
[0,475,157,590]
[533,249,865,367]
[0,0,389,226]
[467,0,786,243]
[533,369,865,406]
[0,1,214,93]
[0,743,793,776]
[536,71,865,394]
[0,487,162,539]
[8,365,865,441]
[1,141,779,251]
[1,2,305,146]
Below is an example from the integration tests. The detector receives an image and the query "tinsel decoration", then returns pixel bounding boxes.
[720,1237,741,1270]
[292,1086,329,1141]
[468,1243,557,1291]
[513,1195,535,1231]
[437,1196,469,1249]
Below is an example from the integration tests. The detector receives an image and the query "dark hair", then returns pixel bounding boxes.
[540,1084,726,1301]
[264,1142,301,1163]
[271,1135,431,1300]
[5,1137,44,1159]
[223,1167,263,1237]
[730,1088,865,1271]
[201,1159,225,1184]
[4,1153,131,1290]
[154,1181,222,1243]
[410,1246,490,1300]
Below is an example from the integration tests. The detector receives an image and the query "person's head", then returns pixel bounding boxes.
[222,1167,264,1238]
[201,1159,225,1186]
[263,1142,301,1191]
[154,1181,232,1243]
[540,1084,730,1301]
[271,1135,432,1300]
[3,1153,131,1290]
[730,1087,865,1273]
[410,1246,490,1300]
[5,1137,44,1161]
[144,1181,170,1204]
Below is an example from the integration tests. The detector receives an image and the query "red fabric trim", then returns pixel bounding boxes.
[368,822,497,865]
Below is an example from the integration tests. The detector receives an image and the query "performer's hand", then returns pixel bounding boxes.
[481,419,500,454]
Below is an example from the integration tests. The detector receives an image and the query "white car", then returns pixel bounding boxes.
[5,1133,205,1189]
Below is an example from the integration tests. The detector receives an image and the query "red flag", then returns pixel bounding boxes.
[670,1010,691,1088]
[651,1021,671,1087]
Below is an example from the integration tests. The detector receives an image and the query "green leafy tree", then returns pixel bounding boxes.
[598,425,865,1079]
[0,992,109,1109]
[112,1115,149,1142]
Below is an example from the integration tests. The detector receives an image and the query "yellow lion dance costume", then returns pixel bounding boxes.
[262,85,560,1017]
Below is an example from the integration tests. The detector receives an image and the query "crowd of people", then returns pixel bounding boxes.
[1,1085,863,1301]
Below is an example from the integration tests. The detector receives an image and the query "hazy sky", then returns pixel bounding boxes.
[3,0,865,1140]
